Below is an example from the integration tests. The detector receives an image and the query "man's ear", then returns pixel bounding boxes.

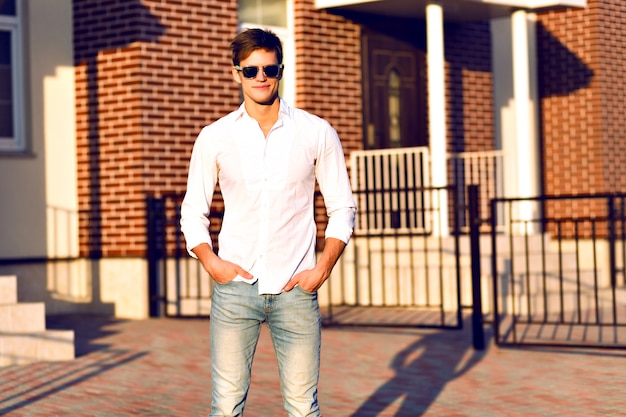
[232,67,242,84]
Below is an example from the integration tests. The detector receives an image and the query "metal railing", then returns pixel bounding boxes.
[327,185,464,329]
[449,150,505,232]
[350,147,505,234]
[350,147,430,234]
[489,193,626,349]
[145,185,465,330]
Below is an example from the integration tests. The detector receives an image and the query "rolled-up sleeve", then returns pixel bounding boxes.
[315,123,357,244]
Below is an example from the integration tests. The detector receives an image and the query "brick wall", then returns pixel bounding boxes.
[538,0,626,197]
[538,0,626,226]
[293,0,363,157]
[293,0,363,247]
[292,3,494,157]
[293,4,496,244]
[74,0,239,257]
[597,0,626,192]
[538,2,600,196]
[74,0,502,256]
[444,22,493,153]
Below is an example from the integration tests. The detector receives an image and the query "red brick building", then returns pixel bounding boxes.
[5,0,626,319]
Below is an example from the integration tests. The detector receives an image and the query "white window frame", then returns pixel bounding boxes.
[0,1,25,152]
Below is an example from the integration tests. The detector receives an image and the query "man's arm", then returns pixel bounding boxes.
[180,128,217,257]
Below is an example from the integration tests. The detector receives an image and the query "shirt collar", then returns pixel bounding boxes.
[234,98,291,122]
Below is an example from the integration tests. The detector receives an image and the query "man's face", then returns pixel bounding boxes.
[232,49,281,106]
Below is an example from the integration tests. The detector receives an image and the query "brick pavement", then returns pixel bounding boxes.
[1,315,625,416]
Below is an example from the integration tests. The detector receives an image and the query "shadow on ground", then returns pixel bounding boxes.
[0,315,147,415]
[341,320,493,416]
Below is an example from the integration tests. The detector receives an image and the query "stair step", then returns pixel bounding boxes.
[0,275,18,304]
[0,330,75,366]
[0,303,46,333]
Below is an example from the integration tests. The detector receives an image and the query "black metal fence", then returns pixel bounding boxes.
[145,189,626,350]
[489,193,626,349]
[145,185,466,331]
[147,193,217,318]
[324,185,464,330]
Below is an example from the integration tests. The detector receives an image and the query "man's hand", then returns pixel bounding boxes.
[282,267,327,293]
[192,243,253,284]
[282,237,346,292]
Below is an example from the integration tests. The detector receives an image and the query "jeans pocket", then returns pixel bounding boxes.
[294,284,317,296]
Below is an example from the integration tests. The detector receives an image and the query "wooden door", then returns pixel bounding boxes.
[362,28,427,149]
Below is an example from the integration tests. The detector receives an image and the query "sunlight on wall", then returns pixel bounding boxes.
[46,260,91,303]
[44,66,78,258]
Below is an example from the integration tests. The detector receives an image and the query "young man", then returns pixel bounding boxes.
[180,28,356,416]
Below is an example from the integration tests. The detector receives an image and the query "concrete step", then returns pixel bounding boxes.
[0,275,18,304]
[0,303,46,333]
[0,330,75,366]
[0,274,76,367]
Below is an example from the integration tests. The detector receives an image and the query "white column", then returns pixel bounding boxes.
[490,17,514,199]
[426,2,449,235]
[512,10,541,231]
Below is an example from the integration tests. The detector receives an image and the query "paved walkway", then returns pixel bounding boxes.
[1,315,625,416]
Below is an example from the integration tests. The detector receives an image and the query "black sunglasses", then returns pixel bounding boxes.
[235,64,283,79]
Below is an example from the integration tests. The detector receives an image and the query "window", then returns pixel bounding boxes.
[237,0,294,104]
[0,0,24,152]
[388,69,401,148]
[0,30,13,138]
[239,0,286,27]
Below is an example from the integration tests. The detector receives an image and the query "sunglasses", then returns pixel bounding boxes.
[235,64,283,79]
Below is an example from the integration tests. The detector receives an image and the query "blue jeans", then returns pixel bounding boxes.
[209,281,322,417]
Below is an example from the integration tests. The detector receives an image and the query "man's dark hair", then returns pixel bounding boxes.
[230,28,283,66]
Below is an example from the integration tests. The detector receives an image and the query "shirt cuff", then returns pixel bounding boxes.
[325,216,355,244]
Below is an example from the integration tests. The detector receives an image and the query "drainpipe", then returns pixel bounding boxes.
[426,1,449,236]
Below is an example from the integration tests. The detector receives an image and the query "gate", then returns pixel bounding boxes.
[144,147,508,334]
[145,184,466,330]
[147,193,221,318]
[324,184,464,329]
[327,148,465,329]
[147,188,626,349]
[489,193,626,349]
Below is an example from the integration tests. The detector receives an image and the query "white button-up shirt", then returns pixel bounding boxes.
[180,100,356,294]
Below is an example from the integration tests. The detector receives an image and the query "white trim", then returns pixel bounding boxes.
[350,147,431,234]
[286,0,295,102]
[426,2,449,236]
[480,0,586,8]
[315,0,377,8]
[315,0,586,10]
[0,15,18,25]
[511,10,541,231]
[491,17,515,198]
[0,0,24,152]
